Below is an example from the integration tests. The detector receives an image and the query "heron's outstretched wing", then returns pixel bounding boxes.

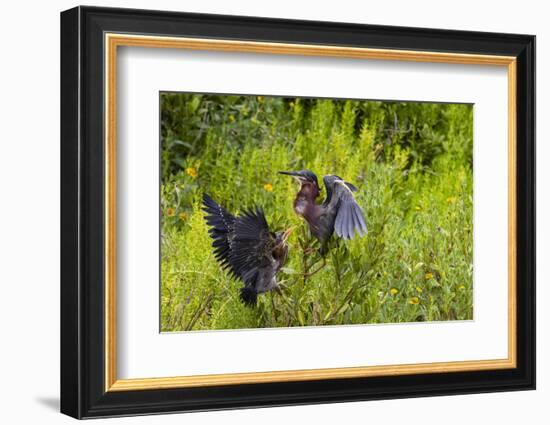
[228,208,275,286]
[322,175,358,206]
[202,194,236,273]
[203,196,277,306]
[323,176,367,240]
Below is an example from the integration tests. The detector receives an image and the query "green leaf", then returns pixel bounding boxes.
[337,304,350,315]
[297,310,305,326]
[172,139,193,149]
[172,158,187,168]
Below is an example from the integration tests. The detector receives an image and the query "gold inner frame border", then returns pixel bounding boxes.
[104,33,517,392]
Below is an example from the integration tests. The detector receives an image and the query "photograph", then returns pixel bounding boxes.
[58,5,536,418]
[160,93,474,332]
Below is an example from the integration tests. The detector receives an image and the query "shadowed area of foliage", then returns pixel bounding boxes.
[160,93,473,331]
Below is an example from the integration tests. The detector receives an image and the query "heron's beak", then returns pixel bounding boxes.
[278,171,303,184]
[282,226,295,243]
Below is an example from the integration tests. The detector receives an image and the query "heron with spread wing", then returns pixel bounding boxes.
[202,194,292,306]
[279,170,367,254]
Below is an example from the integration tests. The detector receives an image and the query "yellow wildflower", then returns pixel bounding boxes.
[446,196,457,204]
[263,183,273,192]
[179,212,188,221]
[289,101,294,108]
[415,205,422,211]
[390,288,399,296]
[458,285,466,291]
[185,167,197,178]
[257,96,264,103]
[409,297,420,305]
[166,207,175,217]
[229,114,235,122]
[425,272,434,280]
[416,286,423,293]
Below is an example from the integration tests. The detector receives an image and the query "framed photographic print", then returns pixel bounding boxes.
[60,6,535,419]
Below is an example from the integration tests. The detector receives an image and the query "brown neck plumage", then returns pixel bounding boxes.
[294,182,321,226]
[298,182,320,201]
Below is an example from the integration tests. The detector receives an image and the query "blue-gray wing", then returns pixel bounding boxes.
[323,176,367,240]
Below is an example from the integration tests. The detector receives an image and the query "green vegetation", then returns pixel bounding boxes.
[160,93,473,332]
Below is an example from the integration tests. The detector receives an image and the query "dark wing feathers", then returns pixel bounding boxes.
[202,194,236,271]
[203,194,275,288]
[239,287,258,306]
[322,176,334,207]
[324,178,367,240]
[229,207,273,285]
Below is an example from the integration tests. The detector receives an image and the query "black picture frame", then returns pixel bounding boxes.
[60,5,535,419]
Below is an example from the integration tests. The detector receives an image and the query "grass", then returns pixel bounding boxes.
[160,93,473,332]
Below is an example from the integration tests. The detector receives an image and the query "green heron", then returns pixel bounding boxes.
[202,194,293,306]
[279,170,367,254]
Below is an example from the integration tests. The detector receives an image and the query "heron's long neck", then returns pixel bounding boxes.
[294,183,321,224]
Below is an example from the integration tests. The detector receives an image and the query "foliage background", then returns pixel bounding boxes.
[160,93,473,332]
